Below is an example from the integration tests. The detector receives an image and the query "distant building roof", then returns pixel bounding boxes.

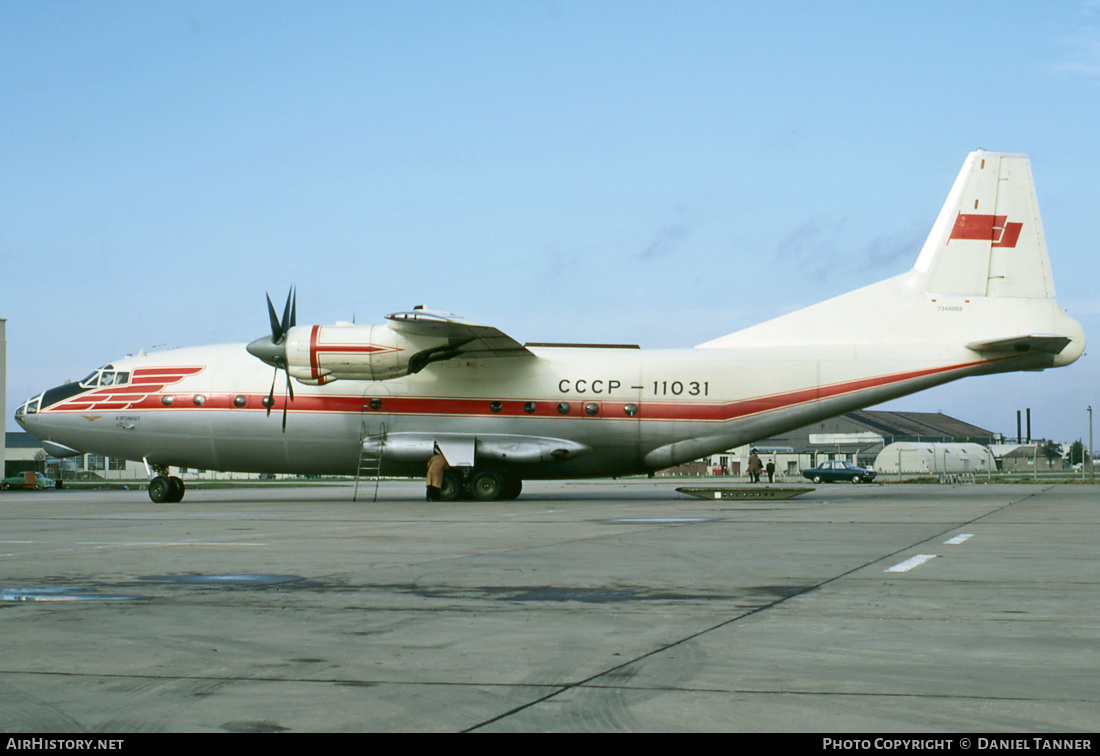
[6,432,44,449]
[747,409,998,454]
[847,410,995,440]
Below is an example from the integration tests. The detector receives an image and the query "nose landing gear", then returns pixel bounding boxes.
[148,466,185,503]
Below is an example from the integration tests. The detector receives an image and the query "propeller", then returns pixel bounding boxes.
[247,287,297,432]
[265,287,296,343]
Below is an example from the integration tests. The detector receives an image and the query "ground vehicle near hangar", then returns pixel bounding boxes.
[2,472,56,490]
[801,460,877,484]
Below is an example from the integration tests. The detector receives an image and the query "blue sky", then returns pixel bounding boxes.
[3,1,1099,444]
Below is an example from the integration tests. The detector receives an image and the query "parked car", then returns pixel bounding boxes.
[801,460,876,484]
[2,472,56,490]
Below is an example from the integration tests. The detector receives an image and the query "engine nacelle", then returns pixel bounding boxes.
[282,323,451,383]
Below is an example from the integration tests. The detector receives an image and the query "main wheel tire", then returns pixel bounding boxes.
[438,470,462,501]
[470,470,505,501]
[168,476,185,502]
[148,476,172,503]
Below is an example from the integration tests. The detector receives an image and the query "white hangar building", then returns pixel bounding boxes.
[873,442,996,475]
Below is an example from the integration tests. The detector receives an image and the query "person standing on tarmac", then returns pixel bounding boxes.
[426,445,449,501]
[747,449,763,483]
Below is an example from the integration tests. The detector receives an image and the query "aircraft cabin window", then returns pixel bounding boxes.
[557,402,571,415]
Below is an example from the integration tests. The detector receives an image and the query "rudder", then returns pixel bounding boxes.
[912,151,1055,299]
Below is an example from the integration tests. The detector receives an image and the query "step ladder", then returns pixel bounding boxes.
[353,421,386,502]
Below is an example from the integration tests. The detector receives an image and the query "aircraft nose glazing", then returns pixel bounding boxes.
[14,393,43,429]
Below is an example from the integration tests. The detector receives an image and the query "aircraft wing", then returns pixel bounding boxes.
[386,310,534,361]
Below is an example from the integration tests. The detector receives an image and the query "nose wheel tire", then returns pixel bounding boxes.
[149,475,185,503]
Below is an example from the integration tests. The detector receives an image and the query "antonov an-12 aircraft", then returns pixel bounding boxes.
[16,151,1085,502]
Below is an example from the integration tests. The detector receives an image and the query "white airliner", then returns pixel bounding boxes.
[15,151,1085,502]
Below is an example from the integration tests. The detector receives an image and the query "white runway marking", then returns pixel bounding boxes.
[885,554,937,573]
[944,533,974,545]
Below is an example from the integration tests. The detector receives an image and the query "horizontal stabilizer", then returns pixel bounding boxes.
[965,334,1072,355]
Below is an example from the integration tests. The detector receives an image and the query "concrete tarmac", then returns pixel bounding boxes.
[0,480,1096,733]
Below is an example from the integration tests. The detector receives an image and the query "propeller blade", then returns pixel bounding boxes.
[281,366,294,432]
[258,287,299,431]
[266,294,283,343]
[266,362,278,417]
[280,288,294,341]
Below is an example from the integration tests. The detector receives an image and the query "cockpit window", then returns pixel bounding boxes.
[79,365,128,388]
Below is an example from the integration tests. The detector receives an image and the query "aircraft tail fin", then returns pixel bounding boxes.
[697,150,1083,361]
[911,150,1055,299]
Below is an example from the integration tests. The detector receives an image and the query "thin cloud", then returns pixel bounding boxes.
[857,230,924,270]
[775,218,921,278]
[774,216,844,277]
[1048,28,1100,77]
[636,223,688,261]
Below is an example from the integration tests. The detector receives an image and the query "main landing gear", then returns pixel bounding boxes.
[439,468,522,502]
[148,467,185,503]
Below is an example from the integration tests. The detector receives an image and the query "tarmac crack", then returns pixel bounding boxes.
[462,488,1061,732]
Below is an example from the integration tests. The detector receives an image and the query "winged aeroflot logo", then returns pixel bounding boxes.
[948,212,1023,248]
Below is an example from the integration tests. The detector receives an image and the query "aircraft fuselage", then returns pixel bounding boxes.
[16,337,1053,481]
[14,151,1087,501]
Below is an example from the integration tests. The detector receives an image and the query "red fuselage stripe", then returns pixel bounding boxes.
[42,356,1006,421]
